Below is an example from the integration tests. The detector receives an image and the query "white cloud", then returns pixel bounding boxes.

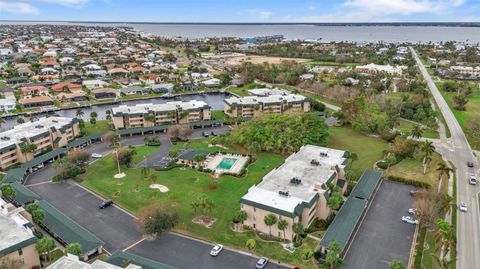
[258,11,273,20]
[0,0,89,15]
[0,1,38,14]
[308,6,316,11]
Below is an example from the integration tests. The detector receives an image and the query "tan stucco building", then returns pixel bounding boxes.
[0,198,40,269]
[240,145,348,241]
[0,117,80,170]
[111,100,211,129]
[224,94,310,118]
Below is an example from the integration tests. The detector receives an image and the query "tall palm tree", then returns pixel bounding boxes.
[436,163,454,192]
[410,125,423,139]
[349,152,358,167]
[435,219,456,260]
[277,219,288,242]
[264,214,277,237]
[76,108,84,118]
[440,194,456,216]
[420,141,435,174]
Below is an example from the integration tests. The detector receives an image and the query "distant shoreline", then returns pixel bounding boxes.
[1,20,479,27]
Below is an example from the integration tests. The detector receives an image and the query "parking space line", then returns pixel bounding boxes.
[123,238,146,252]
[25,181,52,187]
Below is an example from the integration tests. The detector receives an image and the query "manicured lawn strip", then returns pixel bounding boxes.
[422,231,437,269]
[435,82,480,149]
[386,153,447,193]
[328,127,388,177]
[82,120,112,136]
[414,227,427,269]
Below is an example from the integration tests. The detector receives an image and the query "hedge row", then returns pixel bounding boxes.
[386,175,431,189]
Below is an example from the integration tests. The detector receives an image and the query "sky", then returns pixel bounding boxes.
[0,0,479,23]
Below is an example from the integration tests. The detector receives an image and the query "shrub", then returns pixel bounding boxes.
[386,175,431,189]
[302,248,313,260]
[246,239,256,250]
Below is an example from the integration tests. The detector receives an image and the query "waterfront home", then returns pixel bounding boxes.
[120,86,150,96]
[0,98,16,112]
[92,88,118,99]
[82,79,108,90]
[18,96,54,108]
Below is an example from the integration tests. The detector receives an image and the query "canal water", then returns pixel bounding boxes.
[1,92,230,131]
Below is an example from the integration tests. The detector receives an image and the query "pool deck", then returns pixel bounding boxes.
[205,153,249,175]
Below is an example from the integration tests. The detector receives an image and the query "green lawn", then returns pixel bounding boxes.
[82,120,112,136]
[211,110,226,121]
[397,118,440,139]
[328,127,388,178]
[436,82,480,149]
[80,142,321,268]
[131,145,161,164]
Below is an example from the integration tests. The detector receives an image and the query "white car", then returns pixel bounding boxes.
[459,202,468,212]
[256,257,269,269]
[408,208,417,215]
[210,244,223,256]
[469,175,477,185]
[402,216,419,224]
[91,153,103,158]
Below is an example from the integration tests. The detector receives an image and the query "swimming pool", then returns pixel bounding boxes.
[216,157,238,170]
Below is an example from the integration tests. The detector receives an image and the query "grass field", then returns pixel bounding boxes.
[328,127,389,178]
[436,82,480,149]
[397,118,440,139]
[211,110,226,121]
[386,152,447,193]
[82,120,112,136]
[81,141,322,268]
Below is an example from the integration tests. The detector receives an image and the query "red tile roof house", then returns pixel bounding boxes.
[19,96,54,108]
[51,82,82,93]
[20,85,49,97]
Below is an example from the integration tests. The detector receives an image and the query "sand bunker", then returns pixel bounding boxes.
[149,184,169,193]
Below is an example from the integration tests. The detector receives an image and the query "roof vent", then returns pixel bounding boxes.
[52,120,58,123]
[278,190,289,197]
[310,159,320,166]
[35,125,44,129]
[290,177,302,185]
[1,136,10,141]
[320,152,328,157]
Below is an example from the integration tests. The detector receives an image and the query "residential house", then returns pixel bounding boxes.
[0,98,16,112]
[18,96,54,108]
[92,88,118,99]
[82,80,108,90]
[120,86,150,96]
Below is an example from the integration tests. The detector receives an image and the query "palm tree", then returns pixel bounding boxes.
[76,108,84,118]
[440,194,456,216]
[263,214,277,237]
[277,219,288,242]
[233,210,247,229]
[433,253,455,269]
[420,141,435,174]
[190,201,200,216]
[436,163,453,192]
[349,152,358,167]
[410,124,423,139]
[435,219,456,260]
[141,166,150,179]
[292,222,304,242]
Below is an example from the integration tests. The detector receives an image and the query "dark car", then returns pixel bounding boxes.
[202,131,210,137]
[99,200,113,209]
[467,162,474,168]
[211,131,217,136]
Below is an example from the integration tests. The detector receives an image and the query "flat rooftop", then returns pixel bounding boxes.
[112,100,209,116]
[242,145,347,215]
[0,116,74,151]
[47,254,142,269]
[225,94,307,106]
[0,214,36,255]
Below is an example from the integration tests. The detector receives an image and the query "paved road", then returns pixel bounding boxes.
[344,181,416,269]
[411,47,480,269]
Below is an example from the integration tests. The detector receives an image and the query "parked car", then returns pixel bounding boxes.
[211,131,217,136]
[256,257,269,269]
[210,244,223,256]
[408,208,417,215]
[409,189,418,196]
[402,216,419,224]
[467,161,474,168]
[469,175,477,185]
[202,131,210,137]
[459,202,468,212]
[91,153,103,158]
[36,163,44,169]
[99,200,113,209]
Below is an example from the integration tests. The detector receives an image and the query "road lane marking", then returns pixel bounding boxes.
[123,238,146,252]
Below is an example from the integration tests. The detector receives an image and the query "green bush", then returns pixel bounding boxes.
[387,175,431,189]
[246,239,256,250]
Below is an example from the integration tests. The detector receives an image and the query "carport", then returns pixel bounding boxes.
[107,251,176,269]
[37,200,104,260]
[10,181,40,206]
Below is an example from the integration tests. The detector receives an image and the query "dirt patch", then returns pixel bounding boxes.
[226,55,310,65]
[192,216,216,228]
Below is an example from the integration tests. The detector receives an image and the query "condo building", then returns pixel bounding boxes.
[0,198,41,269]
[0,117,80,170]
[111,100,211,129]
[240,145,348,240]
[223,94,310,118]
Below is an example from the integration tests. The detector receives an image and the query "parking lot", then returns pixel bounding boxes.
[343,180,417,269]
[128,233,288,269]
